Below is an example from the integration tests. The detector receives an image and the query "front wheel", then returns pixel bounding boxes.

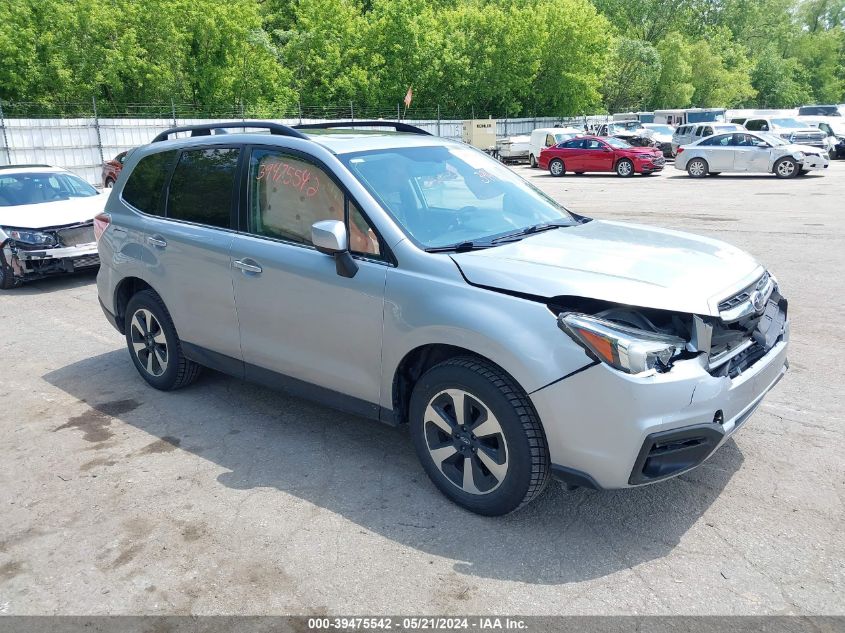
[124,289,201,390]
[409,357,550,515]
[616,158,634,177]
[548,158,565,177]
[687,158,708,178]
[774,157,798,178]
[0,261,21,290]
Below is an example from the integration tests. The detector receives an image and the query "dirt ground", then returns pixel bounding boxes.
[1,160,843,615]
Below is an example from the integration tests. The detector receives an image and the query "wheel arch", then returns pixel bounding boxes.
[113,276,156,334]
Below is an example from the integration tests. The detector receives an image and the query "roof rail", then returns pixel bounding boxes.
[151,121,308,143]
[294,121,432,136]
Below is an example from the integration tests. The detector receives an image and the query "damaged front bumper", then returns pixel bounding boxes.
[532,300,789,490]
[1,223,99,283]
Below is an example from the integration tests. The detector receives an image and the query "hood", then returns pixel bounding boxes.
[450,220,763,316]
[782,143,828,154]
[0,194,106,230]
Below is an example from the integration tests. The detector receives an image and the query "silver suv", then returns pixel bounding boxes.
[95,121,790,515]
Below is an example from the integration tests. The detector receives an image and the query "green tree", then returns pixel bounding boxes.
[602,38,661,113]
[751,44,813,107]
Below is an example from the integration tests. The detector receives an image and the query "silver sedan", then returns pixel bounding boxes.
[674,131,829,178]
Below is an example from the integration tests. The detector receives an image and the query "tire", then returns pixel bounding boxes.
[774,157,798,179]
[529,154,537,168]
[124,289,201,391]
[0,261,21,290]
[616,158,634,177]
[549,158,565,177]
[104,178,115,188]
[409,357,550,516]
[687,158,708,178]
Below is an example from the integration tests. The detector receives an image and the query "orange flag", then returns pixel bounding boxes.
[403,86,413,108]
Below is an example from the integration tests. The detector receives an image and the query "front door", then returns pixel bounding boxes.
[230,147,388,413]
[581,138,614,171]
[731,134,772,172]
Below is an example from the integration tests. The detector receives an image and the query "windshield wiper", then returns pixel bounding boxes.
[490,221,570,244]
[425,241,492,253]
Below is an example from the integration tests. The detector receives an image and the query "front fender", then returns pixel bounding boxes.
[380,264,592,411]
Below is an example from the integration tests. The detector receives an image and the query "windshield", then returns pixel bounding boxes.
[716,124,741,132]
[771,118,807,129]
[609,121,642,133]
[554,132,577,142]
[0,172,98,207]
[605,137,632,148]
[341,145,575,249]
[644,124,673,134]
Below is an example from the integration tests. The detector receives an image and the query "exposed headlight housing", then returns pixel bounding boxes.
[4,228,56,246]
[558,313,686,375]
[793,151,805,159]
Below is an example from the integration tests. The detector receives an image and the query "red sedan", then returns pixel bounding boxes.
[538,136,665,177]
[101,151,127,188]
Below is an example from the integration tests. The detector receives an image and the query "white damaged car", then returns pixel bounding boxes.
[675,131,829,178]
[0,165,105,289]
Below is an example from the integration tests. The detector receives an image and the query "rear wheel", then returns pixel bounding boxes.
[104,177,115,188]
[549,158,565,177]
[687,158,708,178]
[409,357,550,515]
[774,157,798,178]
[124,289,201,390]
[529,154,537,168]
[616,158,634,177]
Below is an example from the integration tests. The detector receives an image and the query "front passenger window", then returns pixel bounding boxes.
[250,150,344,245]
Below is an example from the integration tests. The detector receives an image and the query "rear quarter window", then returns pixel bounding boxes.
[166,148,239,229]
[122,150,178,215]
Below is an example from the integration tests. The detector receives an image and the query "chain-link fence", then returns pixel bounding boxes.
[0,99,611,185]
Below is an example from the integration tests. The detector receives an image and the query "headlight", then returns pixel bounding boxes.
[5,228,56,246]
[793,152,805,159]
[558,313,686,375]
[636,153,653,159]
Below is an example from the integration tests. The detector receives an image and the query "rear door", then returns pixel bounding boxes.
[120,146,243,363]
[229,146,388,412]
[696,133,735,171]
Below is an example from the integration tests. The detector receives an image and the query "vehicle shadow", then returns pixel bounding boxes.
[664,173,825,180]
[2,268,98,295]
[44,350,743,586]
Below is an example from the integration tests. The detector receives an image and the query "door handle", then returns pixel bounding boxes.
[233,258,262,275]
[147,235,167,248]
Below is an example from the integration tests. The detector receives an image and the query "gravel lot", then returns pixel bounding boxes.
[1,161,843,616]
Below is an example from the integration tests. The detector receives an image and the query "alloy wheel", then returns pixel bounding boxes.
[130,308,169,377]
[550,160,563,176]
[617,160,633,176]
[423,389,509,495]
[688,159,706,177]
[777,159,796,177]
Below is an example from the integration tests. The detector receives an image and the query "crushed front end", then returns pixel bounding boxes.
[531,270,789,489]
[0,222,99,285]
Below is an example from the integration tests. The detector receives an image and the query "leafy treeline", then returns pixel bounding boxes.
[0,0,843,116]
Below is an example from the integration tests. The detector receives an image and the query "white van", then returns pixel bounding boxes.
[529,127,581,167]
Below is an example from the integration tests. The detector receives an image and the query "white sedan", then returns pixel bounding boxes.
[674,131,829,178]
[0,165,105,288]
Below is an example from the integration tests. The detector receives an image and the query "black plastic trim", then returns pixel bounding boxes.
[551,465,603,490]
[628,423,725,485]
[294,121,431,136]
[179,343,391,425]
[529,360,600,394]
[152,121,308,143]
[98,297,122,334]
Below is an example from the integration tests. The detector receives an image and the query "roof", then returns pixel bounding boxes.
[0,164,66,175]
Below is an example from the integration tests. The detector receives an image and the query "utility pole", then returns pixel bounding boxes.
[0,101,11,165]
[92,96,104,166]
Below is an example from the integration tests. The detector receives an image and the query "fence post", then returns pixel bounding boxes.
[397,103,400,122]
[171,98,177,126]
[92,96,104,167]
[298,101,303,125]
[349,101,354,122]
[0,101,11,165]
[436,104,441,137]
[504,112,508,137]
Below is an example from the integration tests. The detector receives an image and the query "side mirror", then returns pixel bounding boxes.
[311,219,358,278]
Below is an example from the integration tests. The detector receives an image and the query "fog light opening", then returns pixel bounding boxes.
[714,410,724,426]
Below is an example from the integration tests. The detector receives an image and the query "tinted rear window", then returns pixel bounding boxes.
[166,148,239,229]
[122,150,178,215]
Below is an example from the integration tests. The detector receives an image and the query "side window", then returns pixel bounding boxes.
[249,150,344,245]
[349,202,381,258]
[122,150,178,216]
[545,134,555,147]
[561,139,582,149]
[166,148,239,229]
[745,120,761,131]
[703,126,714,136]
[584,139,604,149]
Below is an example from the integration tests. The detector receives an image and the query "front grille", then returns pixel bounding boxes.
[786,132,826,147]
[718,272,770,312]
[654,156,666,165]
[57,224,95,247]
